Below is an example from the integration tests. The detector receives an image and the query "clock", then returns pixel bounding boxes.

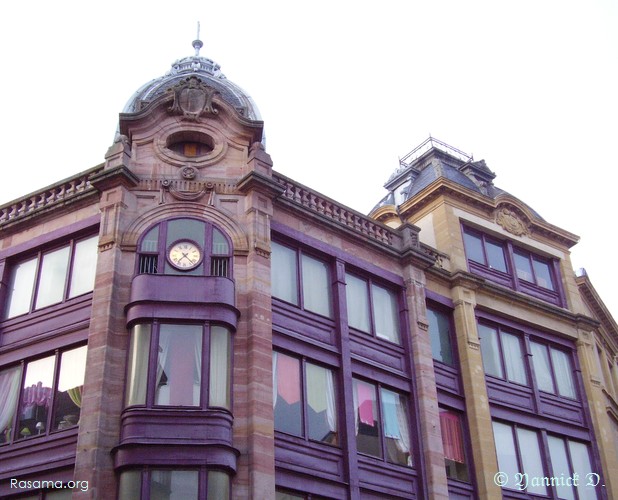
[167,240,203,270]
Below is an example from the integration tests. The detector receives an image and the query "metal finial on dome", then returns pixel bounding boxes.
[192,21,203,56]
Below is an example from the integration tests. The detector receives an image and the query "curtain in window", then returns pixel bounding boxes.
[372,284,400,343]
[551,349,576,398]
[356,381,375,426]
[478,325,503,378]
[306,363,337,440]
[516,427,547,495]
[301,254,332,317]
[0,366,22,441]
[531,342,554,393]
[35,246,70,309]
[382,389,411,460]
[502,332,527,385]
[155,330,172,405]
[271,243,298,305]
[126,324,151,406]
[276,354,300,404]
[69,236,98,298]
[440,411,465,463]
[346,274,370,332]
[547,436,575,500]
[209,327,230,408]
[272,352,278,409]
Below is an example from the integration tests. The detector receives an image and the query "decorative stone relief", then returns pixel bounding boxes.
[168,76,218,121]
[495,206,529,236]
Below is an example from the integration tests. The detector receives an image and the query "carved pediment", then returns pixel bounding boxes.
[168,76,218,121]
[494,204,530,236]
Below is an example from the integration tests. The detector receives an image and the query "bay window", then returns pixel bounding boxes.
[346,273,400,344]
[271,242,333,318]
[118,468,230,500]
[0,345,87,445]
[272,352,338,445]
[4,235,98,319]
[353,378,411,466]
[125,323,231,410]
[462,225,563,306]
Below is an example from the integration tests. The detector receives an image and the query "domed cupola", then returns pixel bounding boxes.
[122,36,261,121]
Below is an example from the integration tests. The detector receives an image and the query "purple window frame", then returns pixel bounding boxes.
[2,233,98,319]
[272,350,339,446]
[124,321,231,411]
[1,343,87,446]
[136,218,233,278]
[427,303,456,367]
[461,225,565,307]
[345,271,402,345]
[271,240,334,319]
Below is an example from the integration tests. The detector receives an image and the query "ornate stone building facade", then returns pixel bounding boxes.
[0,41,616,500]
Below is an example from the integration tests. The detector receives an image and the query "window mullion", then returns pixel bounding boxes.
[146,321,159,407]
[301,358,308,439]
[30,251,44,313]
[504,241,519,291]
[367,280,376,338]
[63,240,76,301]
[480,234,490,267]
[297,250,304,310]
[46,349,62,436]
[203,323,210,408]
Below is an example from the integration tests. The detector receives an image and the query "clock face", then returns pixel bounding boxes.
[168,240,202,270]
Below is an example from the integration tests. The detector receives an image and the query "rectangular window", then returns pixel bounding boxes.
[478,324,527,385]
[4,235,98,319]
[427,307,454,365]
[271,242,333,318]
[346,273,401,344]
[125,323,231,410]
[531,341,577,399]
[462,226,562,304]
[119,469,230,500]
[547,436,598,500]
[273,352,338,445]
[1,345,87,445]
[353,378,412,466]
[492,421,547,495]
[439,410,469,481]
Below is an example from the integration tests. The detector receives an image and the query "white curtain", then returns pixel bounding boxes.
[531,342,554,393]
[271,243,298,304]
[551,348,576,398]
[502,332,527,384]
[325,369,336,432]
[346,274,370,332]
[272,352,278,409]
[0,366,22,440]
[395,395,412,465]
[306,363,337,433]
[301,254,332,317]
[372,284,400,343]
[155,329,172,405]
[209,327,230,408]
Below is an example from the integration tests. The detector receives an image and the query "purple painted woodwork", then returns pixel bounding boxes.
[274,434,344,481]
[126,274,238,328]
[272,301,337,347]
[434,362,462,395]
[358,456,419,498]
[115,408,237,471]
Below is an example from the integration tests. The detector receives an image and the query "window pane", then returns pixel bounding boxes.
[271,242,299,305]
[479,324,504,378]
[306,363,337,444]
[273,353,302,436]
[207,471,230,500]
[381,388,411,466]
[209,326,231,408]
[276,493,305,500]
[212,228,229,255]
[502,332,527,385]
[531,342,555,393]
[551,348,576,399]
[35,246,70,309]
[54,345,87,430]
[46,491,73,500]
[354,379,381,458]
[372,284,400,343]
[492,421,519,483]
[0,365,22,444]
[150,470,198,500]
[440,410,469,481]
[126,324,151,407]
[156,325,202,406]
[516,427,547,495]
[427,308,453,365]
[118,470,142,500]
[69,236,98,298]
[140,225,159,253]
[568,441,598,500]
[346,274,370,332]
[532,258,555,290]
[486,240,507,272]
[5,257,38,318]
[514,252,534,282]
[548,436,575,500]
[301,254,332,317]
[463,231,484,264]
[18,355,55,439]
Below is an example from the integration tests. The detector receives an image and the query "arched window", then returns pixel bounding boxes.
[137,218,232,278]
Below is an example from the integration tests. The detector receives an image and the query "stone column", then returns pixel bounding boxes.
[451,283,501,499]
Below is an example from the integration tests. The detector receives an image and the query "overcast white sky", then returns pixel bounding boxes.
[1,1,617,318]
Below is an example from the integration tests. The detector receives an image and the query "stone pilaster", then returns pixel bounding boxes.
[451,285,501,499]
